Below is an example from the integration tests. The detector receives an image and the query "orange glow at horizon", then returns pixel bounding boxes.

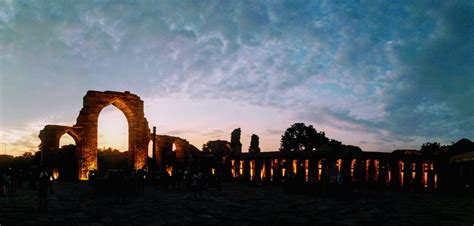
[98,106,128,151]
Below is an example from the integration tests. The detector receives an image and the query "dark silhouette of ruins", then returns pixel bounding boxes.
[38,91,474,192]
[39,91,197,180]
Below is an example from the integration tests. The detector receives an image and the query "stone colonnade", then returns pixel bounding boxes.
[227,152,439,189]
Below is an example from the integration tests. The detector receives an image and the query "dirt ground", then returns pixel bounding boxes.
[1,182,473,225]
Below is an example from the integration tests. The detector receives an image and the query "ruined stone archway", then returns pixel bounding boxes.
[75,91,150,179]
[39,125,82,167]
[150,135,199,169]
[39,91,150,180]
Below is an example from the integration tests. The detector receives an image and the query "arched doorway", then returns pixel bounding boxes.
[98,105,129,151]
[97,105,130,174]
[39,91,150,180]
[57,133,79,181]
[75,91,150,180]
[59,133,76,148]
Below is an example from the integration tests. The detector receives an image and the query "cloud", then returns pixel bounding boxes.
[265,129,284,135]
[163,129,197,136]
[381,1,474,141]
[1,1,472,153]
[202,129,225,137]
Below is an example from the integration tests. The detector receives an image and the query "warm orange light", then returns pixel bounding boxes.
[423,163,428,188]
[399,161,404,187]
[166,165,173,176]
[282,168,286,177]
[250,160,255,181]
[317,160,322,181]
[434,174,438,188]
[351,159,356,182]
[292,160,298,175]
[365,160,370,182]
[400,172,404,186]
[337,159,342,173]
[411,163,416,180]
[211,168,216,175]
[239,160,244,177]
[260,163,266,180]
[53,168,59,180]
[231,160,236,178]
[374,160,379,181]
[305,159,309,182]
[270,160,274,181]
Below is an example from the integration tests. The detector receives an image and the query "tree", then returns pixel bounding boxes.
[279,123,329,152]
[420,142,441,156]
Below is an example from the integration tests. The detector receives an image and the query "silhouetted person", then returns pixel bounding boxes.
[192,172,202,200]
[38,168,49,212]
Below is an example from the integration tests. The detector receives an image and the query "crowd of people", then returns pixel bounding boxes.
[86,168,210,202]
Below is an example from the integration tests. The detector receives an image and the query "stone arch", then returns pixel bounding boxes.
[74,91,150,179]
[150,134,194,169]
[39,125,82,167]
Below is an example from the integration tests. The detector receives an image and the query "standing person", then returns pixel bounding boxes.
[38,168,49,212]
[192,172,202,200]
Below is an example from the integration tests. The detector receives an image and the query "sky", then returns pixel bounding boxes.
[0,0,473,156]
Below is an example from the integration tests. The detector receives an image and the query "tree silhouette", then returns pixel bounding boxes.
[420,142,442,157]
[279,123,329,152]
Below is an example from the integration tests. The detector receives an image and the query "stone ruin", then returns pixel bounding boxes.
[249,134,260,153]
[150,134,200,169]
[39,91,150,180]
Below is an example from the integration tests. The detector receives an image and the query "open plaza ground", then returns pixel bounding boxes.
[1,182,473,225]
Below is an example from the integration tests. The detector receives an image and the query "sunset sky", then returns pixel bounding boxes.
[1,1,473,156]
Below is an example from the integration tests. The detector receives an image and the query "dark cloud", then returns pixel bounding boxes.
[383,1,474,141]
[1,1,472,152]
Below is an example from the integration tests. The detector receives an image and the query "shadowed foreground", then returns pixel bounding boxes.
[1,182,473,225]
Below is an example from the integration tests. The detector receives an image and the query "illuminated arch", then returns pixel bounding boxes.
[40,91,150,180]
